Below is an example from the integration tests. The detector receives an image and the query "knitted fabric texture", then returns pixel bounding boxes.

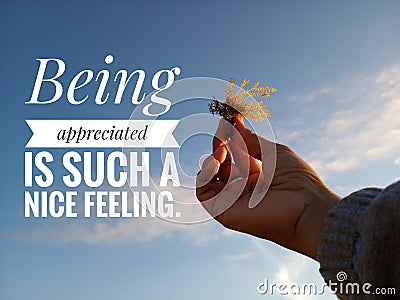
[318,182,400,299]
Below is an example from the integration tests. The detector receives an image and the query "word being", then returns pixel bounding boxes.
[25,55,181,116]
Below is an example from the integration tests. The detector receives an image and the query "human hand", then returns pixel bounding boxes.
[196,115,340,259]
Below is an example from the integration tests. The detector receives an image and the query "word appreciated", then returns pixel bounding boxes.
[58,124,148,144]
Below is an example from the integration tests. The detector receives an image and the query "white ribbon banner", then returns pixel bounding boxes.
[25,120,179,148]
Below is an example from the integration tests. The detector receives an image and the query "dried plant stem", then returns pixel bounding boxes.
[209,78,276,123]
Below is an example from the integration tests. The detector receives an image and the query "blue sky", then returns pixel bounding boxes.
[1,1,400,299]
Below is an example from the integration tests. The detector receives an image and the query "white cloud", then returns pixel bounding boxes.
[225,251,257,262]
[271,254,336,299]
[290,87,333,103]
[13,216,220,246]
[272,253,309,287]
[250,239,334,299]
[395,157,400,166]
[332,185,358,197]
[12,185,222,246]
[302,65,400,177]
[275,128,311,145]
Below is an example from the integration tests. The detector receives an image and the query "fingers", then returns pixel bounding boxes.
[223,172,261,199]
[212,145,228,164]
[232,115,262,160]
[229,131,262,176]
[211,115,265,180]
[200,172,261,222]
[197,116,275,221]
[196,162,260,219]
[196,147,241,202]
[212,174,259,223]
[213,119,233,183]
[196,156,224,202]
[229,116,262,176]
[213,118,231,151]
[197,155,219,185]
[197,115,270,202]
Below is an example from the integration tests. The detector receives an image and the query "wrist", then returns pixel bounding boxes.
[296,188,340,260]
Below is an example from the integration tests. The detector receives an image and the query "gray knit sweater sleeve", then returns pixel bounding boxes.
[317,181,400,299]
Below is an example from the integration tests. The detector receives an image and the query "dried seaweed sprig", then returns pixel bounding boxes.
[209,78,276,123]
